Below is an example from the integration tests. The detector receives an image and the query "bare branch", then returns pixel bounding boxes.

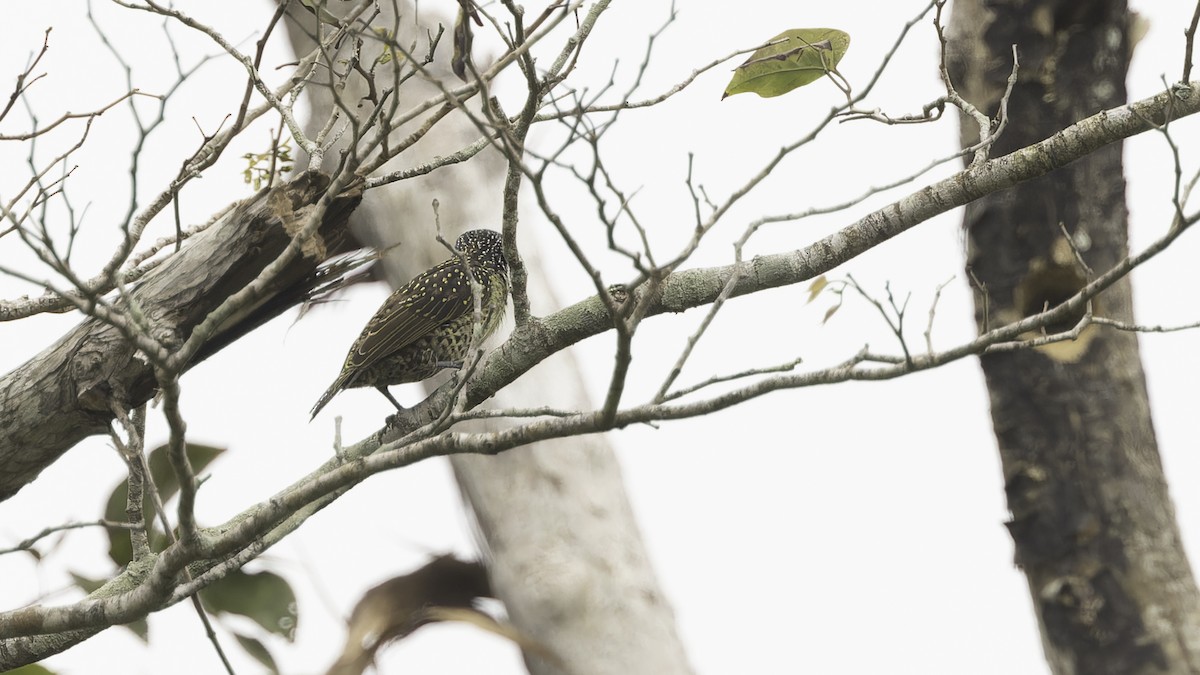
[0,28,51,125]
[924,276,955,354]
[0,520,140,557]
[0,89,149,142]
[1185,0,1200,83]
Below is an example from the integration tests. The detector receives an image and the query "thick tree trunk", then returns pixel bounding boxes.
[451,376,693,675]
[948,2,1200,672]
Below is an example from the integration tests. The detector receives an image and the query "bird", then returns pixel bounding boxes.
[310,229,509,420]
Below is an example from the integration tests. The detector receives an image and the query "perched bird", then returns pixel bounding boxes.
[310,229,509,420]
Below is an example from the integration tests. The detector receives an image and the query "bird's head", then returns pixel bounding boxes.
[455,229,508,277]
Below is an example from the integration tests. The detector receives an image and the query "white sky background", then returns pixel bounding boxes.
[0,1,1197,674]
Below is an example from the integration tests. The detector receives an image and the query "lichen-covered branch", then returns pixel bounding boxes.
[0,172,360,502]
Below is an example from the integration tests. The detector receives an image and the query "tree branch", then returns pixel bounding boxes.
[0,171,360,501]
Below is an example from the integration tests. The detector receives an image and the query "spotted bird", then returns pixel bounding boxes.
[310,229,509,420]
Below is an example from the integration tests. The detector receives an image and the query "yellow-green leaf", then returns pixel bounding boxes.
[806,275,829,304]
[724,28,850,99]
[822,302,842,325]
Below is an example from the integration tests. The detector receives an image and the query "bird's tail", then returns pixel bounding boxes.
[309,380,344,421]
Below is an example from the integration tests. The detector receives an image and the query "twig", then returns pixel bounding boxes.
[0,520,140,557]
[109,404,152,561]
[653,260,746,403]
[661,357,805,403]
[0,28,51,124]
[1091,316,1200,333]
[1184,0,1200,83]
[1058,222,1094,275]
[924,276,955,354]
[0,89,150,142]
[124,390,237,675]
[846,275,914,366]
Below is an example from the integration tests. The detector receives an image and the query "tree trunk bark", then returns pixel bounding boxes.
[948,2,1200,672]
[0,172,359,501]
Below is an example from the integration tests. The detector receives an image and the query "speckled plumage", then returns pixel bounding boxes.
[310,229,509,419]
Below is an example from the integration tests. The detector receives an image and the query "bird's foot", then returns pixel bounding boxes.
[375,386,407,412]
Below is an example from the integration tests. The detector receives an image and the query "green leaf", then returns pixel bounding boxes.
[723,28,851,99]
[296,0,344,26]
[233,632,280,674]
[104,443,227,567]
[373,26,396,65]
[148,443,226,501]
[201,569,298,641]
[70,572,149,641]
[8,665,57,675]
[104,482,137,567]
[69,572,103,593]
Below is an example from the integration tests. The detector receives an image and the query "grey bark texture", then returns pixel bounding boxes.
[948,1,1200,672]
[0,172,360,501]
[281,5,694,674]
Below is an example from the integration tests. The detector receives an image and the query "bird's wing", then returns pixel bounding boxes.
[341,259,474,383]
